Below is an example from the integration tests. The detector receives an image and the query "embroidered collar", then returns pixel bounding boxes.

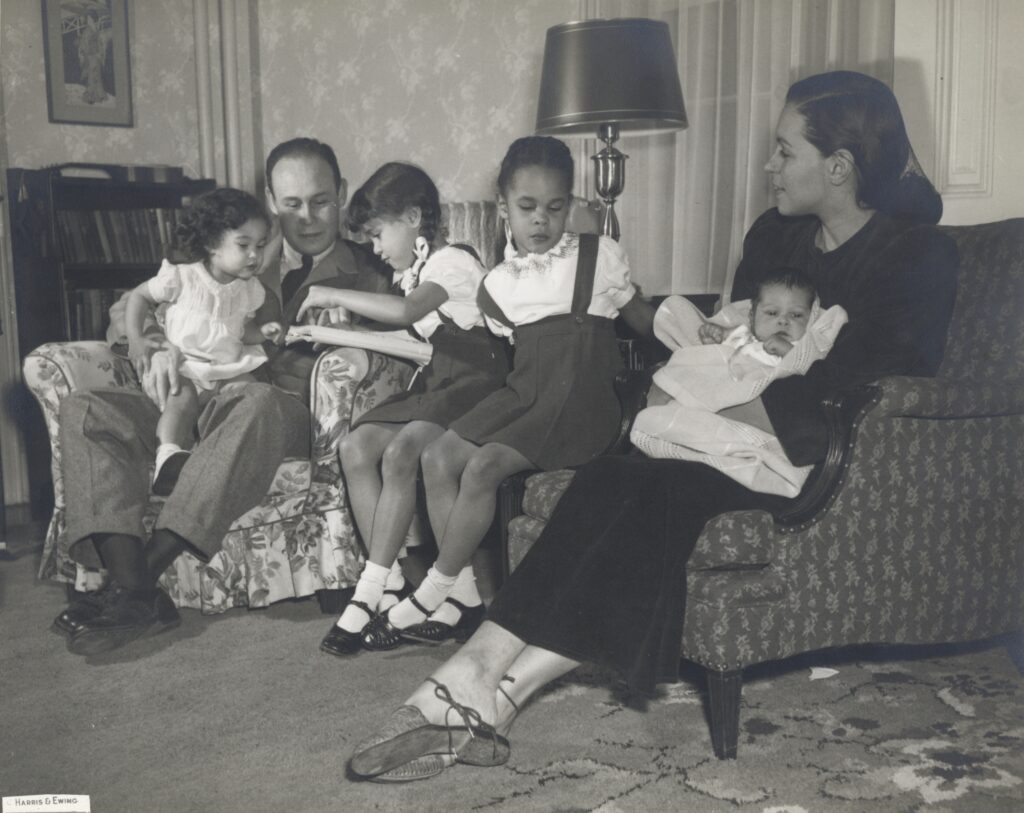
[500,232,578,278]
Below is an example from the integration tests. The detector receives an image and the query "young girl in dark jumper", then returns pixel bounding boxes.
[296,162,509,656]
[358,136,656,651]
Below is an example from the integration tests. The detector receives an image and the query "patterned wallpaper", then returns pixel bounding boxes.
[256,0,580,202]
[1,0,201,173]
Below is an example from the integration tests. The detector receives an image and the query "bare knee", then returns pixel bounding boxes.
[380,433,423,481]
[339,427,383,473]
[421,431,466,482]
[461,449,516,494]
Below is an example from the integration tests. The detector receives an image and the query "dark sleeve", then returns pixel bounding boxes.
[349,240,392,295]
[763,224,959,465]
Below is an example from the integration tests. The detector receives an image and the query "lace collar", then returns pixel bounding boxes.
[500,232,578,278]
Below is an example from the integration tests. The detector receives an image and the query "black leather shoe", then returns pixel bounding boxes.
[67,588,181,656]
[152,450,191,497]
[400,599,486,645]
[360,610,406,652]
[52,587,116,637]
[320,600,374,657]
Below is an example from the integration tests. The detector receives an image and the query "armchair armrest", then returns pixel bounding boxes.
[308,347,415,478]
[874,375,1024,419]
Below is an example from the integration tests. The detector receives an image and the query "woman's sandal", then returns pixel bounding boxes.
[348,677,511,779]
[319,599,375,657]
[361,594,431,652]
[400,598,486,645]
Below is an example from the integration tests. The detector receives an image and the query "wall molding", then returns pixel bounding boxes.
[933,0,997,198]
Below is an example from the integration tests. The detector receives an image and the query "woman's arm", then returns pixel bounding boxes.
[296,281,448,327]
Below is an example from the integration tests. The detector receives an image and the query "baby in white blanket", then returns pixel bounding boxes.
[631,267,848,497]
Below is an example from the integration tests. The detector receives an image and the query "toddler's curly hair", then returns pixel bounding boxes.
[175,187,269,262]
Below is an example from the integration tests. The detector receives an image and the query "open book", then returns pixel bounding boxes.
[285,324,433,366]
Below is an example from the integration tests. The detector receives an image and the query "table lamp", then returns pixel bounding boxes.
[536,18,688,240]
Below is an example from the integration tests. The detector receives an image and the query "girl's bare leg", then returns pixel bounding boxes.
[366,421,445,568]
[339,423,398,548]
[155,381,199,448]
[420,430,476,543]
[433,442,531,577]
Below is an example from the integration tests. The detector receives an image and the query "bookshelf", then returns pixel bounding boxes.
[6,163,215,516]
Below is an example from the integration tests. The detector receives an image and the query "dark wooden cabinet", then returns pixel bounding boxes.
[6,164,215,517]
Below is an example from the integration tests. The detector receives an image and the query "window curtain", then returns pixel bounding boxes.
[589,0,895,299]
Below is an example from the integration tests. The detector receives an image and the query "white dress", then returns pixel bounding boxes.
[148,259,268,389]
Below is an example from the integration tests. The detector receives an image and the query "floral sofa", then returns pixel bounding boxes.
[503,218,1024,759]
[24,342,416,612]
[23,202,501,614]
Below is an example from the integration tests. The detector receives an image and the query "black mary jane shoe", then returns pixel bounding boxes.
[361,594,431,652]
[319,600,375,657]
[400,598,486,645]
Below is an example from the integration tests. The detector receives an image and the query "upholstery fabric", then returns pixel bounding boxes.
[506,219,1024,674]
[24,331,415,613]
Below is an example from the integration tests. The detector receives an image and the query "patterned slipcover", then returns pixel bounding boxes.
[23,342,415,612]
[506,219,1024,752]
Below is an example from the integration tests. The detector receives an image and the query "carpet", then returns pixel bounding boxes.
[1,546,1021,813]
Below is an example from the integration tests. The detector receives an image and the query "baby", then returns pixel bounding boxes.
[633,267,848,496]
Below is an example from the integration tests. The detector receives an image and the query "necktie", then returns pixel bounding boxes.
[281,253,314,307]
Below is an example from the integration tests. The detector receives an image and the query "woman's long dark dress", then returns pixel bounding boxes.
[486,209,960,694]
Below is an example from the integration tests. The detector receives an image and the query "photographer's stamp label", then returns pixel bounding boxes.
[2,796,90,813]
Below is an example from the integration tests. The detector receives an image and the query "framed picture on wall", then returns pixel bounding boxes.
[42,0,133,127]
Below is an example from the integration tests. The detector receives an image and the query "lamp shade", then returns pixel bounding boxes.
[536,18,687,137]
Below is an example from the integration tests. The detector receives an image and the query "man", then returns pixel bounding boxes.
[53,138,389,656]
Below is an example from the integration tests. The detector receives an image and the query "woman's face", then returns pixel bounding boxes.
[765,105,830,217]
[499,165,571,256]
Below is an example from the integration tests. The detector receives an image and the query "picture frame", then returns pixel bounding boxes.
[42,0,133,127]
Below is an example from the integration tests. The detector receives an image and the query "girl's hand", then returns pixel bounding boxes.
[260,321,285,345]
[314,305,350,327]
[699,322,727,345]
[296,285,345,324]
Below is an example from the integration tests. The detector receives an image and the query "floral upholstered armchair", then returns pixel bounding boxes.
[23,202,501,614]
[503,218,1024,759]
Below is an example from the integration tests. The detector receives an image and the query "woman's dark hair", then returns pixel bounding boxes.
[346,162,444,244]
[175,187,269,262]
[496,136,574,196]
[265,137,343,194]
[786,71,942,224]
[755,266,816,303]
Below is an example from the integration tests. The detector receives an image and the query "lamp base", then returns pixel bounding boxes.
[591,123,627,242]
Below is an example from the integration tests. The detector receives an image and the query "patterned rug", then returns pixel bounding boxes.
[3,545,1021,813]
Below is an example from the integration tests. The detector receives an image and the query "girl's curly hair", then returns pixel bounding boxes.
[175,187,269,262]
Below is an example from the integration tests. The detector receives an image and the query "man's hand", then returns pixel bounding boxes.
[141,346,183,410]
[127,334,161,380]
[763,334,794,357]
[698,322,727,345]
[260,321,285,345]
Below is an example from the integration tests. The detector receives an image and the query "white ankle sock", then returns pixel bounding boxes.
[388,566,456,629]
[377,561,407,612]
[337,561,389,632]
[429,565,481,626]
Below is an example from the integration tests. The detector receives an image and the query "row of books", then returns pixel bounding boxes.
[54,207,184,265]
[67,287,127,341]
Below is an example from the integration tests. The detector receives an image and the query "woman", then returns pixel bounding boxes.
[347,70,960,782]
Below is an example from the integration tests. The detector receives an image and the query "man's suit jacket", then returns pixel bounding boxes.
[263,236,390,399]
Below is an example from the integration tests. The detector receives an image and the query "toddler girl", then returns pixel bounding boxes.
[295,162,509,656]
[125,187,282,496]
[359,136,656,650]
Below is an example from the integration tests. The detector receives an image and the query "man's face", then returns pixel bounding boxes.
[267,155,345,257]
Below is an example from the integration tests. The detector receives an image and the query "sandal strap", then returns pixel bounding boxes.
[426,677,494,742]
[348,599,375,615]
[498,675,519,713]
